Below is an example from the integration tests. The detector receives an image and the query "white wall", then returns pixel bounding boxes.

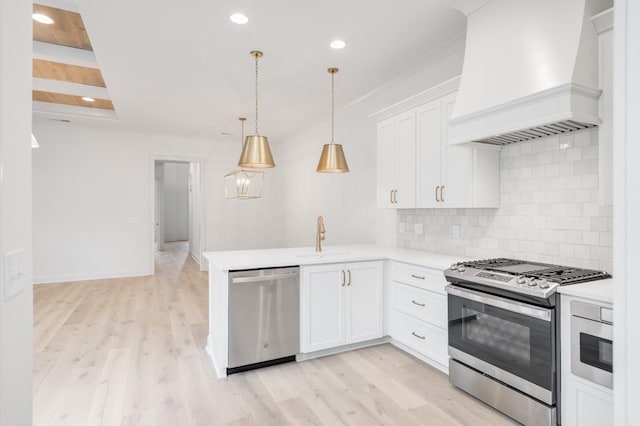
[0,0,33,423]
[163,162,189,242]
[32,119,284,282]
[277,38,466,248]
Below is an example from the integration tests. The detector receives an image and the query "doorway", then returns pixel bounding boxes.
[152,158,204,273]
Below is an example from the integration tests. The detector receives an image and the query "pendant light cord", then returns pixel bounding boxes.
[255,54,259,135]
[331,70,335,144]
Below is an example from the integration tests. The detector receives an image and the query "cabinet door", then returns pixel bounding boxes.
[376,118,397,208]
[301,265,346,353]
[416,99,442,208]
[346,261,383,344]
[394,111,416,208]
[441,92,473,207]
[598,28,613,206]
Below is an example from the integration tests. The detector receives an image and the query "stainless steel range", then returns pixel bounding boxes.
[444,258,610,426]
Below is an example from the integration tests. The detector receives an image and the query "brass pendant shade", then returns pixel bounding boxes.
[239,50,275,168]
[238,135,274,168]
[317,67,349,173]
[316,143,349,173]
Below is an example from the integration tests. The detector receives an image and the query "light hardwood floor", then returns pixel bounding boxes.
[34,242,514,425]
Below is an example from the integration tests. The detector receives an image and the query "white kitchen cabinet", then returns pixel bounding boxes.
[593,8,613,206]
[373,78,499,210]
[416,91,500,208]
[388,261,449,372]
[560,294,613,426]
[376,111,416,208]
[301,261,383,353]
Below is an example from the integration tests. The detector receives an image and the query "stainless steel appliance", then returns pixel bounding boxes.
[445,258,610,425]
[571,301,613,389]
[228,266,300,375]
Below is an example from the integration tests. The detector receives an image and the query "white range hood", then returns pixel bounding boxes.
[448,0,612,146]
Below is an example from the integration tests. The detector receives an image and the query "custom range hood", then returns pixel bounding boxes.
[448,0,612,146]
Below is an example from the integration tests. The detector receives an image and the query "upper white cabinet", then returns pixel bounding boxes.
[593,8,613,206]
[373,78,500,209]
[301,261,383,353]
[377,111,416,208]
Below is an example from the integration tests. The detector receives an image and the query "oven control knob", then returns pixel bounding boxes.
[458,266,466,273]
[528,279,539,287]
[539,280,550,289]
[450,263,458,271]
[516,275,526,285]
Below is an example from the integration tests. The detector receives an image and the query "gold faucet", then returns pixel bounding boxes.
[316,215,325,252]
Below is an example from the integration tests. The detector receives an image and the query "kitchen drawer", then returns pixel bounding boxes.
[392,262,447,295]
[392,282,446,329]
[392,311,448,365]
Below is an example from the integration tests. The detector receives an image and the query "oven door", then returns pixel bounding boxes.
[446,285,556,405]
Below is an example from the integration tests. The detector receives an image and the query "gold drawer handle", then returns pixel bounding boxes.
[412,332,426,340]
[411,274,425,280]
[411,300,425,307]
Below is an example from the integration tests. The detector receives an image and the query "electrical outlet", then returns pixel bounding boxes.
[452,225,461,239]
[414,223,424,235]
[4,249,25,302]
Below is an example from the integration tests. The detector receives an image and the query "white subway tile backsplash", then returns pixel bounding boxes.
[397,129,612,271]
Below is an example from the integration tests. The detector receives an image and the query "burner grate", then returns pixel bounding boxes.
[529,267,611,284]
[462,258,526,268]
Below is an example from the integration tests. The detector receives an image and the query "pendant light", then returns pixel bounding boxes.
[317,67,349,173]
[238,50,275,168]
[224,117,264,199]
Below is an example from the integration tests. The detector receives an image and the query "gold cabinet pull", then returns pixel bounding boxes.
[411,274,425,280]
[412,331,426,340]
[440,185,445,203]
[393,190,397,204]
[347,270,352,286]
[435,185,440,202]
[341,270,346,286]
[411,300,425,307]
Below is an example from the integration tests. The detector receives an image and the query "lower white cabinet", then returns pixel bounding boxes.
[560,294,613,426]
[391,310,448,366]
[301,261,383,353]
[388,262,449,372]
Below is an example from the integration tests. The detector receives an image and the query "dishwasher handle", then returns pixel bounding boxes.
[231,272,299,284]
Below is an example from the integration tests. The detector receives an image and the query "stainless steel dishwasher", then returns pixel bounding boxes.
[227,266,300,374]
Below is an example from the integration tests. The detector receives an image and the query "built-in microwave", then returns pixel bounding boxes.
[570,301,613,389]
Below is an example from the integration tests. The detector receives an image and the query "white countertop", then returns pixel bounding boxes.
[203,244,471,272]
[557,278,614,304]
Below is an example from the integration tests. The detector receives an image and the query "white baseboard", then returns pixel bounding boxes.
[33,269,151,285]
[191,251,200,265]
[296,338,388,362]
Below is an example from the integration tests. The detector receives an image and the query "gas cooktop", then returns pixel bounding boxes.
[444,258,611,299]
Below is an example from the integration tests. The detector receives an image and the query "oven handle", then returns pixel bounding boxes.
[445,285,552,322]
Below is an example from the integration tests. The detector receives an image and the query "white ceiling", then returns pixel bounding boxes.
[34,0,466,140]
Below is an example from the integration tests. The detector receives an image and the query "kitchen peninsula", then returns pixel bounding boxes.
[203,244,467,378]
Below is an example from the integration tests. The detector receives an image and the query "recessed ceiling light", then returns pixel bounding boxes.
[330,40,346,49]
[82,96,95,102]
[32,13,55,25]
[229,13,248,24]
